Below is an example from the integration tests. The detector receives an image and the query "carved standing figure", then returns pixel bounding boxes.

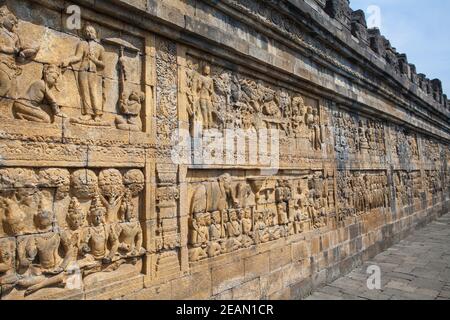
[193,65,215,128]
[62,25,105,121]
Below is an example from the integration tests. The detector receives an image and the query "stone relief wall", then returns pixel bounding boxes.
[0,0,449,300]
[0,167,145,298]
[187,169,336,262]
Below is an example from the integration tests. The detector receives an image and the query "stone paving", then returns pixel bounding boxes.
[306,214,450,300]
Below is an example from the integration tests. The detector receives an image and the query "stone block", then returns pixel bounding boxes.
[244,252,270,280]
[212,260,245,295]
[269,245,292,271]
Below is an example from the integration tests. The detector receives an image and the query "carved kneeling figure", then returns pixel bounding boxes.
[12,64,66,123]
[115,91,144,132]
[188,212,209,262]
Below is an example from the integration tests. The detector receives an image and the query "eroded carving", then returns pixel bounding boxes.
[0,167,145,298]
[62,25,105,123]
[188,171,335,261]
[337,170,390,220]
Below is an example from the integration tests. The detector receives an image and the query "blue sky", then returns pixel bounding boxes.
[351,0,450,96]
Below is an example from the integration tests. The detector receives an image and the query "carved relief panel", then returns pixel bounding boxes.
[336,170,390,221]
[0,0,150,136]
[422,138,441,164]
[156,37,178,147]
[0,167,145,298]
[424,170,443,201]
[183,53,328,168]
[390,126,420,163]
[393,170,422,208]
[332,108,386,161]
[186,169,336,262]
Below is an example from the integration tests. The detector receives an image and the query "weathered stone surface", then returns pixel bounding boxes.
[0,0,449,300]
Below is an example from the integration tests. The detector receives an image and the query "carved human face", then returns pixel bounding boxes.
[3,14,18,32]
[203,66,210,76]
[204,214,211,226]
[44,70,59,87]
[17,187,37,206]
[125,204,136,222]
[68,211,84,230]
[36,210,53,229]
[56,184,70,201]
[84,26,97,41]
[91,209,105,226]
[211,212,221,224]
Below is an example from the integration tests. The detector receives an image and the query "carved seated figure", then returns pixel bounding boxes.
[16,209,71,296]
[254,211,270,244]
[291,204,303,235]
[265,208,281,241]
[12,64,66,123]
[239,208,254,248]
[224,210,242,252]
[115,91,144,131]
[207,211,225,258]
[0,238,17,290]
[117,191,146,258]
[63,197,94,269]
[80,196,119,267]
[188,212,209,262]
[0,192,27,236]
[312,201,327,229]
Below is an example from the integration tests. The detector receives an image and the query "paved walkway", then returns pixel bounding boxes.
[306,214,450,300]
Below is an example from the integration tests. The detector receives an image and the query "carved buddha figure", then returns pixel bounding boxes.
[240,207,252,236]
[291,203,303,234]
[0,5,39,100]
[13,64,67,123]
